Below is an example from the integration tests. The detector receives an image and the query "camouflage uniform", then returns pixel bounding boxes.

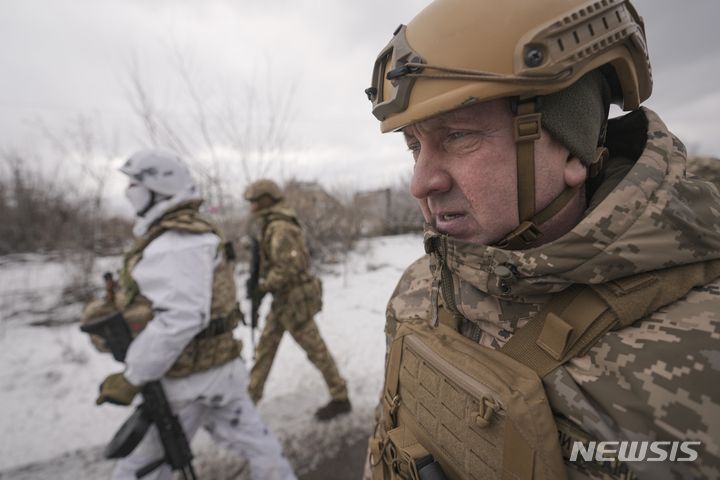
[375,109,720,479]
[248,201,348,403]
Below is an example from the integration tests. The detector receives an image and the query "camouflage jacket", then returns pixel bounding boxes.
[386,108,720,479]
[256,201,318,295]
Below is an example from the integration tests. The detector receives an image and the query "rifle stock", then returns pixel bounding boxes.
[80,311,131,362]
[80,302,197,479]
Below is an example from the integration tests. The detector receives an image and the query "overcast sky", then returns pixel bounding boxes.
[1,0,719,207]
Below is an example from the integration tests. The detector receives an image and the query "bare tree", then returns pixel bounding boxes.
[0,149,94,255]
[34,114,120,254]
[123,45,298,238]
[27,115,130,306]
[220,70,298,185]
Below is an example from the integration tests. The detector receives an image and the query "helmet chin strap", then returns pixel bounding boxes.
[494,97,607,250]
[136,191,157,217]
[126,184,171,218]
[126,184,155,218]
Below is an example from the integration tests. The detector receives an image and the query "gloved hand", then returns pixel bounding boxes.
[96,372,143,406]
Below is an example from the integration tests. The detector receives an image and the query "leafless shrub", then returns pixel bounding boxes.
[60,252,100,305]
[0,150,94,255]
[34,114,121,255]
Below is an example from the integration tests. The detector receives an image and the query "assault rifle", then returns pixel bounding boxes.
[246,237,265,358]
[81,310,197,480]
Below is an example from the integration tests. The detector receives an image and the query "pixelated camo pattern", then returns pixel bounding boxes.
[256,202,316,293]
[385,108,720,479]
[249,201,347,402]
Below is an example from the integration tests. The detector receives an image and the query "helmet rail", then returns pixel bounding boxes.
[367,0,651,132]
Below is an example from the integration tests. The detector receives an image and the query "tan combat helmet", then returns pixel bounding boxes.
[244,179,284,202]
[366,0,653,249]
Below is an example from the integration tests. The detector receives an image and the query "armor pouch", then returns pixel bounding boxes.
[167,308,244,378]
[372,316,568,480]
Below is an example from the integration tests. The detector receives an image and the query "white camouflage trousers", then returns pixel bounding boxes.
[111,358,296,480]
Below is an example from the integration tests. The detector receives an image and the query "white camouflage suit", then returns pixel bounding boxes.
[112,188,296,480]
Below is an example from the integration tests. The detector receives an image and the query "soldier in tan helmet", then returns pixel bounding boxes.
[244,179,351,421]
[363,1,720,479]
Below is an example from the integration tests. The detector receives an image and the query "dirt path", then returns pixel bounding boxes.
[299,437,367,480]
[0,431,370,480]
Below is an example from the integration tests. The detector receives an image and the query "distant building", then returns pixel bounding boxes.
[283,180,423,241]
[354,189,391,237]
[284,180,340,215]
[354,187,424,236]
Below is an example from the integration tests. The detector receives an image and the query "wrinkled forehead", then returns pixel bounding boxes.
[402,98,510,140]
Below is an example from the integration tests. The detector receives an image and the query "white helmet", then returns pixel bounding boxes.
[120,150,194,216]
[120,150,193,196]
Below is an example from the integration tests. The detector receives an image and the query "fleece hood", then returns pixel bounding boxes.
[422,108,720,333]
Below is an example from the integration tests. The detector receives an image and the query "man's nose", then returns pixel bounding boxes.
[410,148,452,200]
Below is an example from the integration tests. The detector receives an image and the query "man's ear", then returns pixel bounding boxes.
[564,156,587,187]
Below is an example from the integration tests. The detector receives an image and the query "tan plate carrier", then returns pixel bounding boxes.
[371,260,720,480]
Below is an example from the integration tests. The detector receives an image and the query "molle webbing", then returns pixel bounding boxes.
[375,318,568,480]
[166,309,242,378]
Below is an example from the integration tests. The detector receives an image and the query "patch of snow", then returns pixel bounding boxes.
[0,234,425,477]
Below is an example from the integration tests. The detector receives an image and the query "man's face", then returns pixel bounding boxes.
[404,98,576,246]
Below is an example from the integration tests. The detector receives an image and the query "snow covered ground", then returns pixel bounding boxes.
[0,234,425,478]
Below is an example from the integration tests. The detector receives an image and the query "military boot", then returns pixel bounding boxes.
[315,398,352,421]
